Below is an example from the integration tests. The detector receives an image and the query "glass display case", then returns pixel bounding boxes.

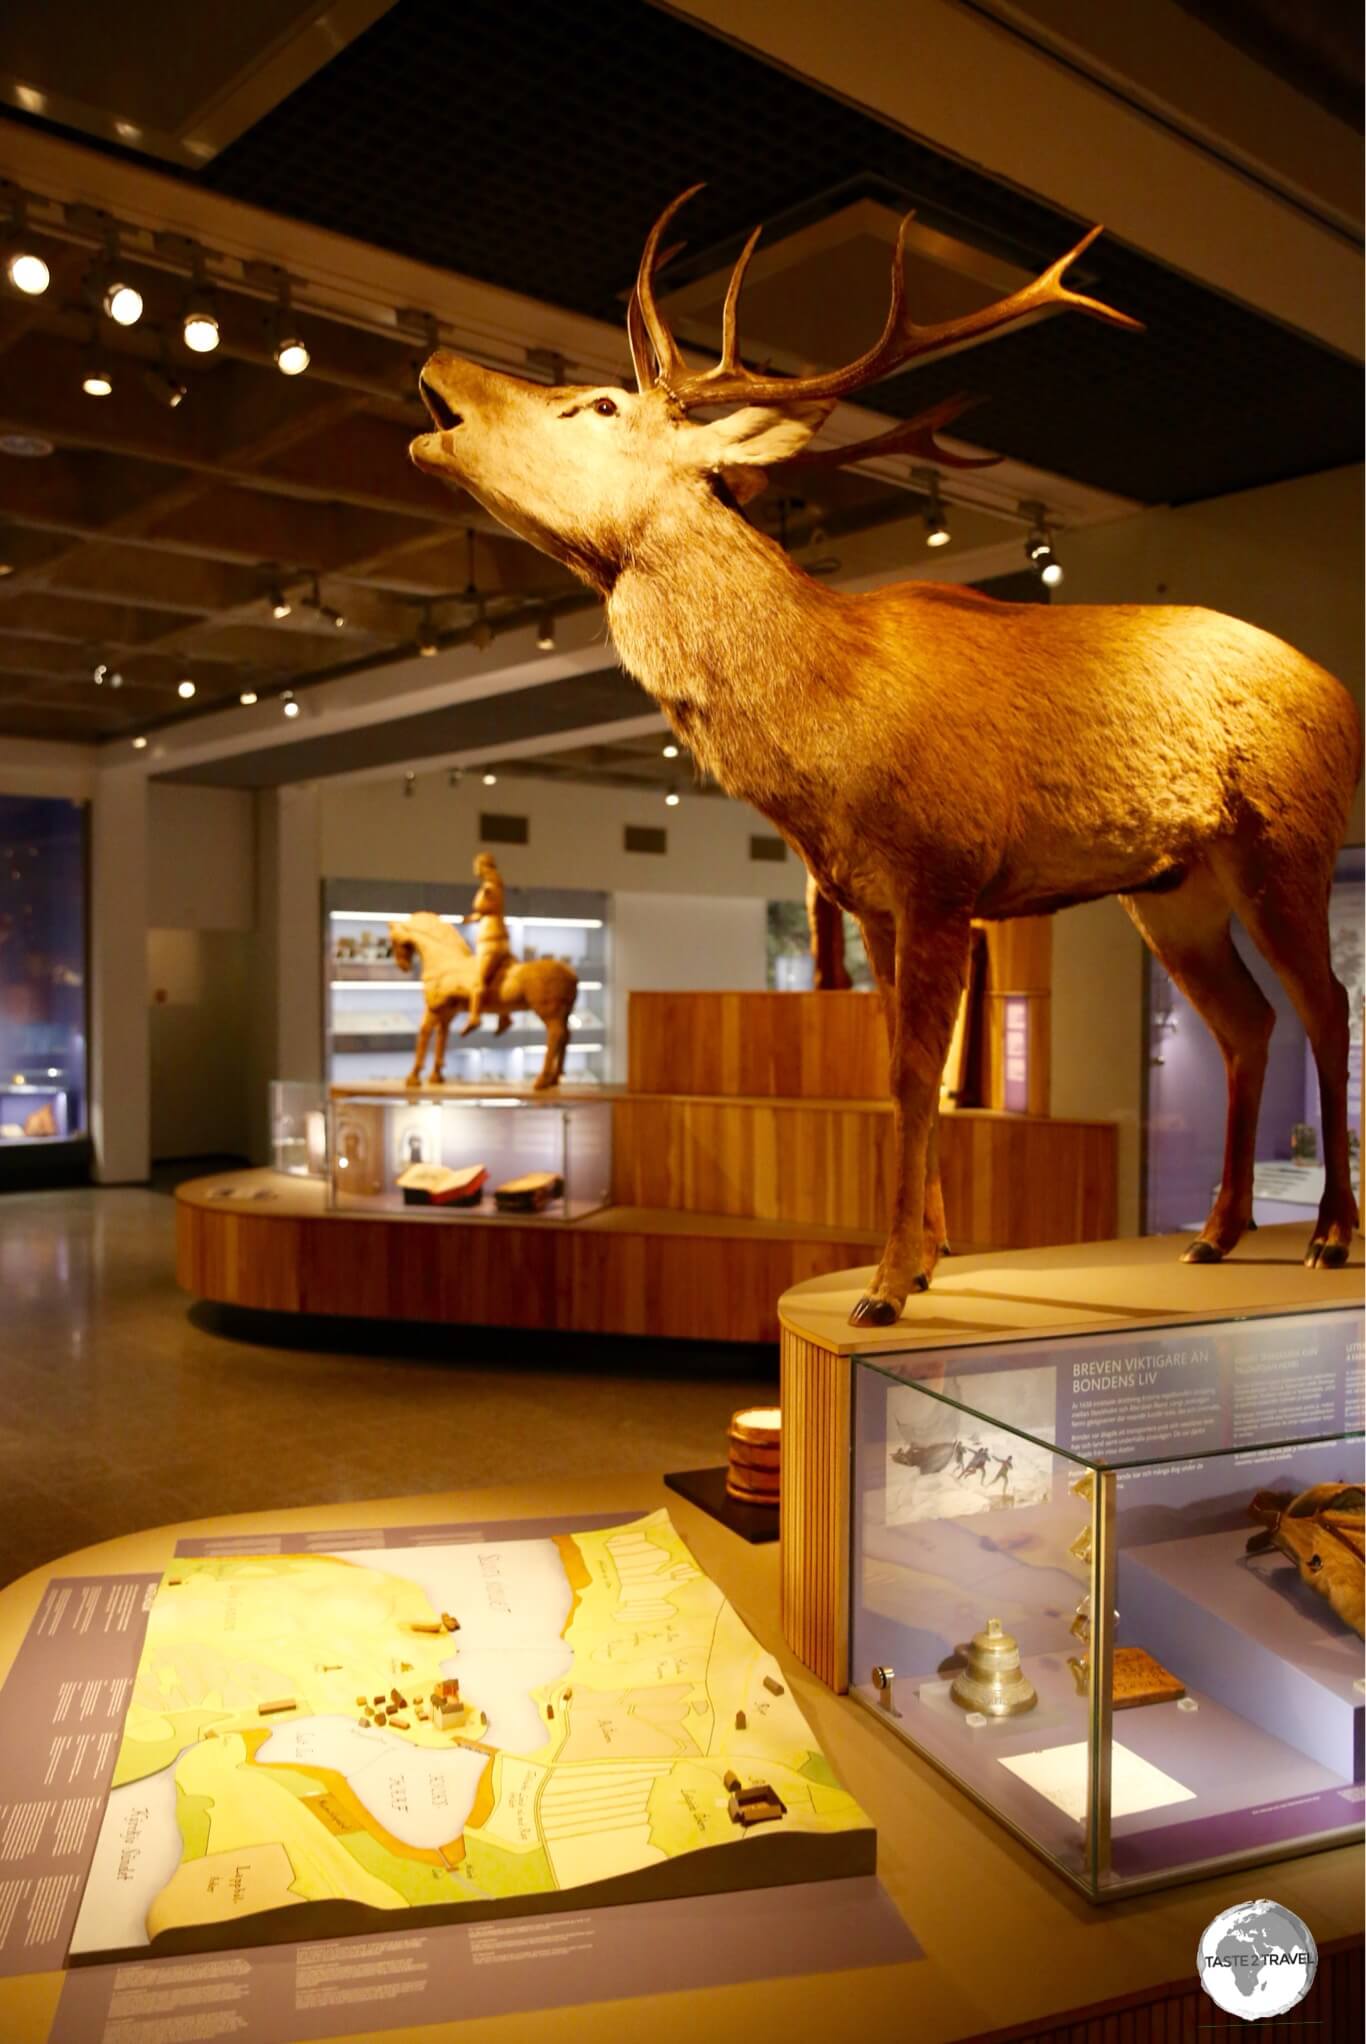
[270,1080,329,1178]
[325,879,609,1089]
[327,1088,611,1221]
[850,1305,1364,1898]
[0,794,88,1183]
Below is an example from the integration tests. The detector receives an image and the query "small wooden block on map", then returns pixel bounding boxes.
[1113,1646,1184,1709]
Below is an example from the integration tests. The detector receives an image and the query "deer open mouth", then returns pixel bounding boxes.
[419,374,463,432]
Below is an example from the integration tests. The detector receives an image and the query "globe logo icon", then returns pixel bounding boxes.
[1197,1899,1318,2021]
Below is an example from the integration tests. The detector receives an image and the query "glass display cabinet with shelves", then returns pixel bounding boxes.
[327,1089,611,1222]
[324,880,609,1090]
[850,1304,1364,1898]
[0,794,89,1185]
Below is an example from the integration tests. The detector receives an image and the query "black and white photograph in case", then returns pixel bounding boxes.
[883,1367,1058,1524]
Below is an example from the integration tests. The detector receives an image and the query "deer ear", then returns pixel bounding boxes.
[688,401,832,475]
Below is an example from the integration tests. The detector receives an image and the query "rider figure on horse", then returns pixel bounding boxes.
[460,852,513,1035]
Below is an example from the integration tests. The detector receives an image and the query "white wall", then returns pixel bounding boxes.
[609,894,769,1079]
[317,769,808,902]
[147,785,256,933]
[0,736,98,802]
[144,783,258,1162]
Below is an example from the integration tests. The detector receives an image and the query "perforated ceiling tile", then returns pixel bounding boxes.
[183,0,1361,506]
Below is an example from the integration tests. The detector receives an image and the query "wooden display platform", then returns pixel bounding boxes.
[629,990,888,1098]
[0,1475,1359,2044]
[776,1224,1365,1692]
[176,1169,881,1344]
[612,1094,1115,1244]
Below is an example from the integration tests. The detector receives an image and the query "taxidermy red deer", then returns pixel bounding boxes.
[411,187,1361,1326]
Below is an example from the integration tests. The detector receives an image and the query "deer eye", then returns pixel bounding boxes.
[593,397,618,417]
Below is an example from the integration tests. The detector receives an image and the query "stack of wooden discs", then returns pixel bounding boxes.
[726,1406,782,1507]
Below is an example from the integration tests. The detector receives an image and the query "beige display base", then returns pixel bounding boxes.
[777,1224,1364,1692]
[0,1474,1359,2044]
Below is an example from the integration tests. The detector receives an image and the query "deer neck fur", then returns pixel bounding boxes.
[606,493,869,836]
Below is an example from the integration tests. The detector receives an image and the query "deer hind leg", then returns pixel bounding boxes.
[860,911,951,1267]
[851,906,972,1327]
[1212,852,1358,1268]
[1122,864,1274,1263]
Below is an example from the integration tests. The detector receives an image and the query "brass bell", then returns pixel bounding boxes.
[950,1617,1038,1717]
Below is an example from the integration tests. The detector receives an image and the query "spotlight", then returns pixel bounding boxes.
[81,356,114,398]
[239,689,258,705]
[182,256,219,353]
[403,772,417,798]
[108,672,123,689]
[271,276,309,375]
[282,694,300,718]
[143,363,187,409]
[665,790,680,807]
[535,612,555,652]
[1022,501,1063,587]
[269,585,291,620]
[131,735,148,750]
[177,678,196,699]
[662,743,679,759]
[6,249,49,297]
[417,606,438,657]
[183,304,219,353]
[94,231,142,327]
[274,333,309,377]
[3,193,49,296]
[104,278,143,326]
[93,662,108,685]
[482,771,497,786]
[915,469,950,549]
[329,606,345,629]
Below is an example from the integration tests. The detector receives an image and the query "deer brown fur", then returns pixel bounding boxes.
[410,190,1361,1325]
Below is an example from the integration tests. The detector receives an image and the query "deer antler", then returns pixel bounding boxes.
[778,393,1000,474]
[631,187,1142,416]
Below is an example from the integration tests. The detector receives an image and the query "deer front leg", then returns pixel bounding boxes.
[406,1011,434,1086]
[859,909,952,1273]
[851,906,973,1328]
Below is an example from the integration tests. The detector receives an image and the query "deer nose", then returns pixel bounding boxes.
[419,372,463,432]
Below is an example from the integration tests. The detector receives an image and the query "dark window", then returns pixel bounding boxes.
[624,825,667,855]
[749,835,787,863]
[480,812,529,845]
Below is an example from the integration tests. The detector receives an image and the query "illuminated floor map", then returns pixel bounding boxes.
[70,1511,872,1959]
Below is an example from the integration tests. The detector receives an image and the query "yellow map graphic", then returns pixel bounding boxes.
[70,1511,869,1955]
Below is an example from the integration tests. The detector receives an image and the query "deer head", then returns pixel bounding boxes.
[410,185,1139,591]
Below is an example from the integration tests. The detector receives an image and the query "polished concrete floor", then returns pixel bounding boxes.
[0,1185,775,1588]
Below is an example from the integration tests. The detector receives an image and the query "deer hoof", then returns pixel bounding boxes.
[910,1272,930,1292]
[1182,1239,1223,1264]
[849,1294,900,1328]
[1306,1237,1350,1270]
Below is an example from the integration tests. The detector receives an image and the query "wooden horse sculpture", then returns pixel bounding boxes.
[410,186,1361,1323]
[390,912,577,1090]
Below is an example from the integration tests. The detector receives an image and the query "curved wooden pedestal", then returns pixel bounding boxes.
[176,1170,881,1345]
